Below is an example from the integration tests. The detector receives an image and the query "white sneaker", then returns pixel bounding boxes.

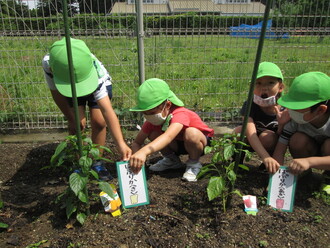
[182,162,202,182]
[149,155,184,172]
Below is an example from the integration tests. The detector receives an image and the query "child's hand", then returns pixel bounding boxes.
[263,157,280,174]
[288,158,310,174]
[274,105,290,126]
[118,144,132,161]
[129,151,147,174]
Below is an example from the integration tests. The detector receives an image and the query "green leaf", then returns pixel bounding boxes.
[99,146,113,154]
[50,141,67,165]
[99,182,115,198]
[224,144,235,161]
[197,163,218,179]
[0,222,8,229]
[90,169,99,180]
[207,176,225,201]
[69,173,88,196]
[212,152,221,163]
[83,137,93,145]
[89,148,100,158]
[0,200,3,209]
[79,156,93,171]
[231,189,242,197]
[238,164,249,171]
[204,146,213,154]
[66,197,77,219]
[76,212,87,225]
[78,191,88,203]
[322,185,330,194]
[227,170,236,184]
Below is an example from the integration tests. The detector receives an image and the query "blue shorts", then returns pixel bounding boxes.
[66,85,112,109]
[175,135,212,156]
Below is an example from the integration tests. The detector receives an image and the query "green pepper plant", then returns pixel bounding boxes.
[198,133,252,212]
[46,134,115,225]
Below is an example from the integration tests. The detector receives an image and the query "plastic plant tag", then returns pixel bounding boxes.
[99,184,122,217]
[243,195,258,215]
[116,161,149,208]
[267,166,297,212]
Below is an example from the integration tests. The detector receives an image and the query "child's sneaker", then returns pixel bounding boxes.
[149,154,184,172]
[182,161,202,182]
[92,160,113,181]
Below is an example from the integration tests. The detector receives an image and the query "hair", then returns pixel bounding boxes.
[310,100,330,113]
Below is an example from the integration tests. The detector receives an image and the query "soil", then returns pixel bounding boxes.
[0,140,329,248]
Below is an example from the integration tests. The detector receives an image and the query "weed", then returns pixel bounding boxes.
[258,196,268,206]
[313,214,323,223]
[258,240,269,247]
[25,240,48,248]
[67,242,82,248]
[0,195,8,230]
[198,133,251,212]
[312,184,330,205]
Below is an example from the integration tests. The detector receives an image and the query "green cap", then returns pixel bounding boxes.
[130,78,184,111]
[278,72,330,110]
[257,62,283,80]
[49,38,98,97]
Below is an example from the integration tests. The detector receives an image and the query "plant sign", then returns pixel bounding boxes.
[267,166,297,212]
[116,161,149,208]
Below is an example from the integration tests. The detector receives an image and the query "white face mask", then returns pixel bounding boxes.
[288,109,313,124]
[144,104,167,126]
[253,94,277,107]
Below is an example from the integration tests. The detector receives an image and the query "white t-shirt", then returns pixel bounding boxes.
[42,54,112,101]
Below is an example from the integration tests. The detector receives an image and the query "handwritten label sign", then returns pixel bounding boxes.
[116,161,149,208]
[267,166,297,212]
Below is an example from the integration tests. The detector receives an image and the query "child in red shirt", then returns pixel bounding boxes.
[129,78,214,182]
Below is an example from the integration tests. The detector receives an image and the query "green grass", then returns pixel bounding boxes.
[0,35,329,126]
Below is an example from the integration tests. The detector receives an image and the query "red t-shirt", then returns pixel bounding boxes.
[141,106,214,140]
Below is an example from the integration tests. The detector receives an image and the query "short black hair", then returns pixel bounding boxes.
[310,100,330,113]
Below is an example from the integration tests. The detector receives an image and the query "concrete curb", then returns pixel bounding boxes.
[0,124,234,143]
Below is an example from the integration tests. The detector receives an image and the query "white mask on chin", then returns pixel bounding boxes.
[253,94,277,107]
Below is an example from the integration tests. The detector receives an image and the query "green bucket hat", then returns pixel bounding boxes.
[130,78,184,112]
[49,37,98,97]
[278,72,330,110]
[257,62,283,80]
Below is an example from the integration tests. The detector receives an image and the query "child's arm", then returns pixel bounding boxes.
[245,117,280,172]
[131,130,149,154]
[288,156,330,174]
[271,141,287,173]
[97,97,132,161]
[129,122,183,173]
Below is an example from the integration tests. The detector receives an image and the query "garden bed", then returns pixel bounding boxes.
[0,141,329,248]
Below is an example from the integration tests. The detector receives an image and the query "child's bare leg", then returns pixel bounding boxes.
[289,132,318,158]
[321,138,330,156]
[148,130,179,156]
[183,127,207,161]
[90,108,107,154]
[69,106,87,134]
[259,130,278,154]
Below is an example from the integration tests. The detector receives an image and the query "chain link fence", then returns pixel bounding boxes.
[0,0,329,132]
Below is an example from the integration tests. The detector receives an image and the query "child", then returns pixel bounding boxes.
[272,72,330,175]
[129,78,214,182]
[234,62,289,170]
[42,37,131,179]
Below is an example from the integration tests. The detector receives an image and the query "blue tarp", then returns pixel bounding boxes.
[230,20,289,39]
